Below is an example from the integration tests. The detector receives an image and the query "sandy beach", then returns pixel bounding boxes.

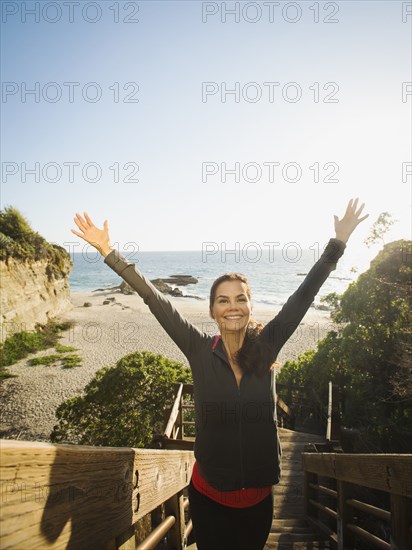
[0,289,338,442]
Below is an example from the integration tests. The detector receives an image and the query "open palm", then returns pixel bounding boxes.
[71,212,110,253]
[334,198,369,243]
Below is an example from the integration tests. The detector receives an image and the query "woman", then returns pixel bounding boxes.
[71,198,368,550]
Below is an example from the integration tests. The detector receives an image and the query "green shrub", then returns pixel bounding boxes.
[0,206,71,279]
[51,351,193,447]
[277,240,412,452]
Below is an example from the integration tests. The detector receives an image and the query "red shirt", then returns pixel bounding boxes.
[191,460,272,508]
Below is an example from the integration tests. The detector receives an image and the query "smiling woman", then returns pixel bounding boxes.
[208,273,277,383]
[70,198,369,550]
[210,274,252,333]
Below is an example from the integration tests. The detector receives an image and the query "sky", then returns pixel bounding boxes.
[1,0,411,265]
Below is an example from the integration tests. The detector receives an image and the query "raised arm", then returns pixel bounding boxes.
[71,212,205,358]
[261,198,369,356]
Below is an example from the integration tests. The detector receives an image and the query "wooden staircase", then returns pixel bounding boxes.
[156,384,335,549]
[264,428,330,549]
[186,429,330,550]
[147,384,411,549]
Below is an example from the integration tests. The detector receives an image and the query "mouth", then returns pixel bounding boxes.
[224,315,243,320]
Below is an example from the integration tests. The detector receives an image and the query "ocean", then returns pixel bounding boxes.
[68,243,370,308]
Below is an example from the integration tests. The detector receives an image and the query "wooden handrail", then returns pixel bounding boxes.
[309,482,337,499]
[276,394,293,417]
[302,453,412,550]
[163,380,341,444]
[347,498,391,522]
[275,380,339,435]
[136,515,176,550]
[346,524,390,550]
[309,499,338,519]
[326,381,341,442]
[157,384,196,448]
[303,453,412,495]
[0,439,195,549]
[164,383,183,439]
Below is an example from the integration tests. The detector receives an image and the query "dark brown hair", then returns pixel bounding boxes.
[209,273,278,377]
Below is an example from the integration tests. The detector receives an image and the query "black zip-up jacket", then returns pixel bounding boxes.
[104,238,346,491]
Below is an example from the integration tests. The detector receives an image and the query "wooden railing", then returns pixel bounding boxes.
[2,385,411,549]
[153,380,341,457]
[276,381,341,444]
[326,381,341,443]
[276,382,330,433]
[1,439,195,549]
[155,381,323,448]
[152,383,195,450]
[302,452,412,550]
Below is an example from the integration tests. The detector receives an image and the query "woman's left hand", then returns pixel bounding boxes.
[334,198,369,244]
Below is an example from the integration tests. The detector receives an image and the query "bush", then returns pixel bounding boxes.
[277,240,412,452]
[51,351,193,447]
[0,206,71,279]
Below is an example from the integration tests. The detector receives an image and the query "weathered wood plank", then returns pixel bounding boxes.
[164,384,183,439]
[326,382,340,442]
[0,440,194,550]
[390,494,412,550]
[165,490,185,550]
[302,454,412,497]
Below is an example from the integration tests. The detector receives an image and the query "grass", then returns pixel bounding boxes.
[28,353,82,369]
[28,354,63,366]
[0,369,17,381]
[55,343,78,353]
[0,320,81,379]
[61,354,82,368]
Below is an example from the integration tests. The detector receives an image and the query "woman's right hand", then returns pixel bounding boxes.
[71,212,113,257]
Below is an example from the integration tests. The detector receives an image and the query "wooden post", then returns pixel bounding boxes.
[286,385,292,415]
[304,470,319,519]
[390,494,412,550]
[337,480,355,550]
[327,382,341,442]
[179,394,184,439]
[286,385,294,429]
[116,526,136,550]
[165,490,185,550]
[151,504,164,537]
[165,384,183,440]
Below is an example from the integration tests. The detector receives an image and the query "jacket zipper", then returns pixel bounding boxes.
[238,384,245,490]
[225,364,246,490]
[219,342,246,490]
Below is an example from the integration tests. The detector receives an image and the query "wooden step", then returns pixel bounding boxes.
[265,542,330,549]
[270,519,311,528]
[268,532,328,542]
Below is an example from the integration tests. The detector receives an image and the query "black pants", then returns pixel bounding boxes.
[188,480,274,550]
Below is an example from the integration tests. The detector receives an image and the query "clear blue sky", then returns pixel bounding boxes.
[1,1,411,261]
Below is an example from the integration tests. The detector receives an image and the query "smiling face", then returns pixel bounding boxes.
[210,279,252,335]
